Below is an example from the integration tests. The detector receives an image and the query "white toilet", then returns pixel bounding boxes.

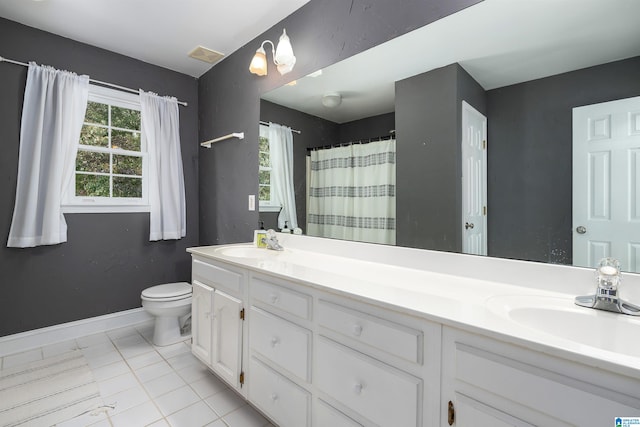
[141,282,192,346]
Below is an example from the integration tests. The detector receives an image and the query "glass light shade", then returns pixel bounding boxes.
[274,29,296,75]
[249,48,268,76]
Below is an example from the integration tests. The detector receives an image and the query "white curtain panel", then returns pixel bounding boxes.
[268,122,298,230]
[307,139,396,245]
[7,63,89,248]
[140,90,186,241]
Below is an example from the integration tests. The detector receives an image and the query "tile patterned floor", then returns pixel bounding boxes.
[0,322,274,427]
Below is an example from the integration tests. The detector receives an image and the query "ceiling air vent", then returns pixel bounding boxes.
[188,46,224,64]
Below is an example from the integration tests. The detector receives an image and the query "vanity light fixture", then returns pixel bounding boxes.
[249,29,296,76]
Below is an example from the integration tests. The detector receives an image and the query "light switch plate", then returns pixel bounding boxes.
[248,195,255,211]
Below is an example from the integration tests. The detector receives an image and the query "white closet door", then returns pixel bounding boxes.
[573,96,640,272]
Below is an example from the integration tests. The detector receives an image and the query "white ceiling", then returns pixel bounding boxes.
[0,0,310,77]
[263,0,640,124]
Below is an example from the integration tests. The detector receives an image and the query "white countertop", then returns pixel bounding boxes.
[187,234,640,380]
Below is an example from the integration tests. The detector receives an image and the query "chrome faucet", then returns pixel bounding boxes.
[261,229,283,251]
[575,258,640,316]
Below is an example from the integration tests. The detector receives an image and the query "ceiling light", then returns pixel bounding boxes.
[322,92,342,108]
[249,29,296,76]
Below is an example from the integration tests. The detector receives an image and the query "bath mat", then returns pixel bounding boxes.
[0,349,103,426]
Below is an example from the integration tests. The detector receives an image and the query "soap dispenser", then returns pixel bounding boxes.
[281,221,291,233]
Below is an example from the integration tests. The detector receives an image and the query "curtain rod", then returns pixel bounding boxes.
[259,120,301,134]
[0,55,188,107]
[306,132,395,152]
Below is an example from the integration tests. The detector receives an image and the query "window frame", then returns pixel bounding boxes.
[259,124,281,213]
[62,84,150,213]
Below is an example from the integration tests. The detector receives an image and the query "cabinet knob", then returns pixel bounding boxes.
[270,294,279,304]
[353,383,363,394]
[352,324,363,336]
[270,337,280,347]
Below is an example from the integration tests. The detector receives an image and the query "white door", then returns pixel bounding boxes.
[211,289,244,388]
[461,101,488,255]
[573,96,640,272]
[191,280,213,364]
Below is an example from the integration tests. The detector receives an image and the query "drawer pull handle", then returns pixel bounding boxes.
[448,400,455,425]
[270,294,279,304]
[271,393,279,402]
[353,383,363,394]
[270,337,280,347]
[352,324,363,336]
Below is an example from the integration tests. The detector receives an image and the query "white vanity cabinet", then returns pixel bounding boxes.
[441,327,640,427]
[191,257,247,391]
[247,274,313,427]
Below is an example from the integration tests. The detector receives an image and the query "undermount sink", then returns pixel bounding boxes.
[215,245,283,258]
[486,295,640,357]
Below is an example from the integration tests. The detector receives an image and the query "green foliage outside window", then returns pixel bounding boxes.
[76,101,142,199]
[258,135,271,202]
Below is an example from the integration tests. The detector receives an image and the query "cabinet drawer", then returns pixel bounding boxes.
[252,277,311,320]
[315,337,421,427]
[249,307,311,381]
[249,357,310,427]
[192,258,243,295]
[318,300,422,364]
[315,399,363,427]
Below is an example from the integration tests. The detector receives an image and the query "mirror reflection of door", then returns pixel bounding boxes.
[573,96,640,272]
[462,101,488,256]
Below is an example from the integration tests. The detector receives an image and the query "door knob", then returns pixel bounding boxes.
[576,226,587,234]
[465,222,474,230]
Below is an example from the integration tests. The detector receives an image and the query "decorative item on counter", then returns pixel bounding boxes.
[254,224,267,248]
[293,227,303,235]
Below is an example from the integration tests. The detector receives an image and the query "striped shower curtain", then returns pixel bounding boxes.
[307,138,396,245]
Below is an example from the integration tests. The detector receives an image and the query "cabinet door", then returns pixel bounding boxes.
[191,280,213,365]
[211,289,243,388]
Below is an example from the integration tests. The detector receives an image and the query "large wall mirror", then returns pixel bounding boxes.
[259,0,640,272]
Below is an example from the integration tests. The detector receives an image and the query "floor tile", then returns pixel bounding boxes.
[2,348,42,369]
[55,409,110,427]
[86,350,123,370]
[42,339,79,358]
[134,360,173,383]
[205,389,247,417]
[155,385,201,416]
[166,351,201,371]
[107,326,140,340]
[166,401,220,427]
[110,400,163,427]
[189,375,228,399]
[148,419,172,427]
[223,405,271,427]
[104,384,151,415]
[204,420,228,427]
[176,362,211,383]
[76,332,111,348]
[97,371,139,398]
[143,371,186,398]
[126,349,163,370]
[92,360,131,382]
[156,341,190,359]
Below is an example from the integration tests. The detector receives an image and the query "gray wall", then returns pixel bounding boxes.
[198,0,482,246]
[487,56,640,264]
[395,63,486,251]
[0,18,199,336]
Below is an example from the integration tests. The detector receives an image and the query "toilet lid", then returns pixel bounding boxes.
[141,282,192,300]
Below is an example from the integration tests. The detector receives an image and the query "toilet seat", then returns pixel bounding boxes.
[141,282,191,301]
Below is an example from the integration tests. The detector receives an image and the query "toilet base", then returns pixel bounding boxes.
[152,316,190,346]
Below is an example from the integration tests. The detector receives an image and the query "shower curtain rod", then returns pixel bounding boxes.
[0,55,188,107]
[306,131,395,152]
[259,120,301,134]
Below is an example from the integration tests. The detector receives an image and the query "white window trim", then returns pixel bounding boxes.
[62,84,150,214]
[259,124,281,212]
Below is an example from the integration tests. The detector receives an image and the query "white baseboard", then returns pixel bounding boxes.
[0,308,153,357]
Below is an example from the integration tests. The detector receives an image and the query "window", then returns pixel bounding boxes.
[259,124,280,212]
[63,85,149,212]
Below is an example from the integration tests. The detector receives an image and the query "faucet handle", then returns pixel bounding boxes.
[596,257,621,290]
